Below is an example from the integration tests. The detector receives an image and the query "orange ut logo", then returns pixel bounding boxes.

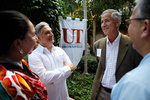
[62,28,83,44]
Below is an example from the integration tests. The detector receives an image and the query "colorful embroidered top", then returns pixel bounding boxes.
[0,59,48,100]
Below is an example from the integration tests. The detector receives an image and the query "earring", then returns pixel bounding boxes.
[19,49,23,54]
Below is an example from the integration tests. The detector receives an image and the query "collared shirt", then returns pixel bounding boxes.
[28,44,72,100]
[101,32,121,89]
[111,53,150,100]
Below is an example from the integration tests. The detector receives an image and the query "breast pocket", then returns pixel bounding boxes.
[56,53,64,64]
[42,55,54,70]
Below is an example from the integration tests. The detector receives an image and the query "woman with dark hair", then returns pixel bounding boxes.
[0,10,48,100]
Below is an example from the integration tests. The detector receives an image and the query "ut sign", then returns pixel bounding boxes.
[62,28,83,44]
[59,16,87,67]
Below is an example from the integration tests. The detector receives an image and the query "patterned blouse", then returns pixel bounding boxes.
[0,59,48,100]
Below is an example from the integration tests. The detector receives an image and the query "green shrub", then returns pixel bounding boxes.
[67,70,95,100]
[77,56,98,72]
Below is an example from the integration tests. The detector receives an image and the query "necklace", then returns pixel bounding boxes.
[1,55,23,68]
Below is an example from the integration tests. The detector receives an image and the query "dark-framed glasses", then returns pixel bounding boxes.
[125,18,147,28]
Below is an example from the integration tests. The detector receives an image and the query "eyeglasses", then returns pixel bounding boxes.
[125,18,147,28]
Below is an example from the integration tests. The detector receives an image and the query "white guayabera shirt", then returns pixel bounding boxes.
[28,44,72,100]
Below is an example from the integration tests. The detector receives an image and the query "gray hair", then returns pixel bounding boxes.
[135,0,150,20]
[101,9,121,24]
[35,22,49,36]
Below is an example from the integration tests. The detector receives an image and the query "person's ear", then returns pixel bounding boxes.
[116,19,120,27]
[13,39,22,50]
[141,19,150,38]
[37,36,41,41]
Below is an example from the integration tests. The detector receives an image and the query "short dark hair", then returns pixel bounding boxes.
[0,10,29,55]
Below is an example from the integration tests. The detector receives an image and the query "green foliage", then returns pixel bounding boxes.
[20,0,64,46]
[77,55,98,72]
[67,70,95,100]
[61,0,135,33]
[0,0,64,46]
[61,0,83,18]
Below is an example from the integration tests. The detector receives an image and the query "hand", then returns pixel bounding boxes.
[64,62,75,71]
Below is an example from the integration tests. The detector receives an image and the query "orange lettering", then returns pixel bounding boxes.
[62,28,74,44]
[62,28,83,44]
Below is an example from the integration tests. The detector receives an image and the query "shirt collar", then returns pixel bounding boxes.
[106,32,121,45]
[37,44,55,54]
[138,52,150,67]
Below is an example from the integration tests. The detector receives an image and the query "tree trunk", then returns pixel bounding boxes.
[93,17,96,46]
[92,0,96,48]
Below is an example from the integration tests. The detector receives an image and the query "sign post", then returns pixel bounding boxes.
[83,0,88,75]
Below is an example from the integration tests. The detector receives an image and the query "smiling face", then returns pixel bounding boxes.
[101,12,119,36]
[38,25,54,49]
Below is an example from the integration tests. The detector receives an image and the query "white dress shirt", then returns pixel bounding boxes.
[28,44,72,100]
[101,33,121,89]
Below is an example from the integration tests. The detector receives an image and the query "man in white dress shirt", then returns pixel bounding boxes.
[28,22,75,100]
